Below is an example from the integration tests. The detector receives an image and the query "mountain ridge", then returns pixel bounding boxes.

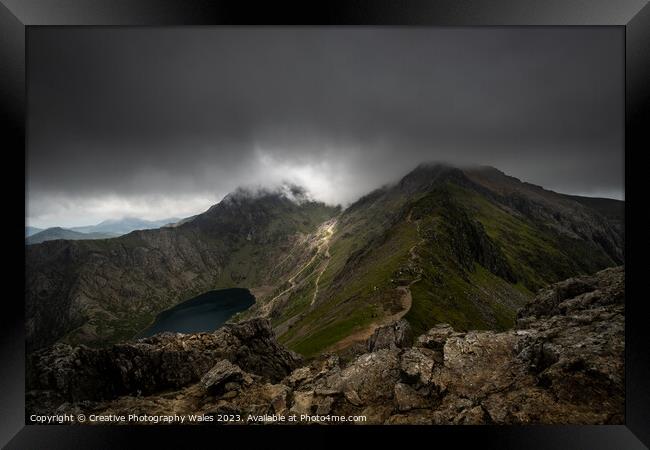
[26,216,184,245]
[25,226,44,237]
[251,163,621,356]
[26,227,119,245]
[25,163,623,356]
[70,216,181,235]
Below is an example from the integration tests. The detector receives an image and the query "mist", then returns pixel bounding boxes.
[27,27,624,228]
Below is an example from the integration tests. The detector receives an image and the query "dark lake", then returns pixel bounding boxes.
[138,288,255,337]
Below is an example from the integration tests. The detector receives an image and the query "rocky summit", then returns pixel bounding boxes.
[26,266,624,425]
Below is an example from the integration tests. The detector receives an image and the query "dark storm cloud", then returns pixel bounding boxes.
[27,27,624,227]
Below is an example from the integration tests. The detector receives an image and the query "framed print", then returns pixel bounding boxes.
[2,0,649,448]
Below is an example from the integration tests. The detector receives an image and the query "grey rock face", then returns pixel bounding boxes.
[27,267,624,425]
[399,348,435,387]
[200,360,252,395]
[367,319,413,352]
[416,323,460,350]
[27,318,301,403]
[394,383,429,411]
[516,266,624,322]
[462,167,624,265]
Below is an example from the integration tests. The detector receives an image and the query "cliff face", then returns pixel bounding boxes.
[25,193,339,351]
[462,166,624,264]
[26,319,302,413]
[27,266,624,425]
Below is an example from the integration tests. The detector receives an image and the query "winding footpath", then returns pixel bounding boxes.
[326,212,424,352]
[261,218,338,316]
[310,222,336,306]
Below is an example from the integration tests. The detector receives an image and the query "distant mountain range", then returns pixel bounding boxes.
[25,164,624,355]
[70,216,182,234]
[26,216,183,245]
[25,226,43,237]
[26,227,119,245]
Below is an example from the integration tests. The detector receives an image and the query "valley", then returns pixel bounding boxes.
[25,164,624,360]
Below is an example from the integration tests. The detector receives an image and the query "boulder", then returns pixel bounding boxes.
[367,319,413,352]
[329,350,401,404]
[400,348,435,386]
[416,323,460,351]
[394,383,429,411]
[200,360,251,395]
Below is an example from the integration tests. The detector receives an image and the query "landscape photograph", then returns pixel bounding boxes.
[25,27,624,425]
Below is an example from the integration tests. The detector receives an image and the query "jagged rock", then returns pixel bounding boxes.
[314,387,341,396]
[224,381,243,392]
[516,266,623,322]
[267,384,291,414]
[515,339,560,373]
[314,395,336,415]
[454,405,487,424]
[289,391,314,415]
[200,360,251,395]
[322,350,400,404]
[439,330,519,400]
[367,319,413,352]
[360,405,394,424]
[343,389,363,406]
[286,367,312,387]
[394,383,429,411]
[416,323,460,350]
[386,412,434,425]
[400,348,435,386]
[28,267,624,426]
[316,355,341,377]
[26,318,301,402]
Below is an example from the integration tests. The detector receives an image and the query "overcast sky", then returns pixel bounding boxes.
[27,27,624,228]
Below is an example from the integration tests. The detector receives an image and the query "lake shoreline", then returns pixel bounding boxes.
[137,288,255,338]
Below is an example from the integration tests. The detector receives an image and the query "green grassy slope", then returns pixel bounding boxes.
[273,173,619,357]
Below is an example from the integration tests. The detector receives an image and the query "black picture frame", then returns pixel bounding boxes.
[2,1,648,448]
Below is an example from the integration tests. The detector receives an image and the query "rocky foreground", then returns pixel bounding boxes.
[26,266,624,425]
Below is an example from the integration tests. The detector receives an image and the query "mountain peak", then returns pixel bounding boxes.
[413,161,454,170]
[465,164,504,175]
[396,162,466,194]
[219,183,315,208]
